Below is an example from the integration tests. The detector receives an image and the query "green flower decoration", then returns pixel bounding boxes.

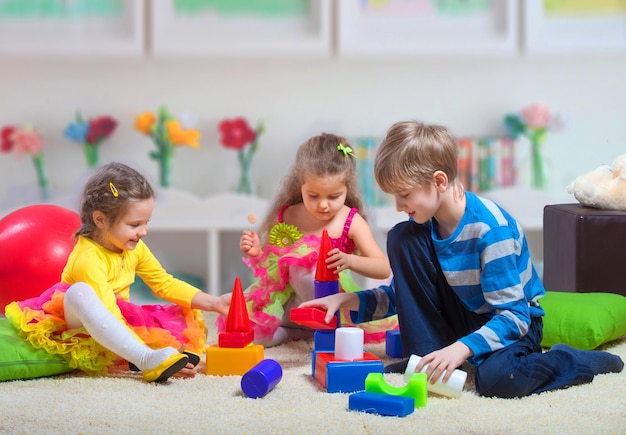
[269,222,303,248]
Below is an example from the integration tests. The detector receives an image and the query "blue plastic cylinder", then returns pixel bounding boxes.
[314,280,339,298]
[241,359,283,399]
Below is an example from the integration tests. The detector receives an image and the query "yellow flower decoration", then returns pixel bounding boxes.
[269,222,303,248]
[166,120,201,149]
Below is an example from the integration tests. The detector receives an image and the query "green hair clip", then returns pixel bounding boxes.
[337,144,353,156]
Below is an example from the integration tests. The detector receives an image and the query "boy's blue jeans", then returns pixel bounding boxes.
[386,220,594,398]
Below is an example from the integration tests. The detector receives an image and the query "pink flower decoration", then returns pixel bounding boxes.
[521,103,551,129]
[12,127,44,156]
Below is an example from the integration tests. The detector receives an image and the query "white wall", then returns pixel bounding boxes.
[2,55,626,207]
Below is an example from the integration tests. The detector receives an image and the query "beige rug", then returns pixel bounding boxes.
[1,313,624,435]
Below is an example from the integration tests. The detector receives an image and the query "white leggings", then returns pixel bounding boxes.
[63,282,178,371]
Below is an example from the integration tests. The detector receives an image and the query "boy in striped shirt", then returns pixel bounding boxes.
[300,120,623,398]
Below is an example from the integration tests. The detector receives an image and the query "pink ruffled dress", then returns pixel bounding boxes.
[217,205,397,343]
[5,237,205,376]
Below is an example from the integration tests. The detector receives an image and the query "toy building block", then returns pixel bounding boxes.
[314,229,339,299]
[219,330,255,348]
[289,307,337,330]
[205,343,264,376]
[314,351,383,393]
[385,329,403,358]
[365,372,428,408]
[348,391,414,417]
[219,276,254,348]
[314,330,336,352]
[241,359,283,399]
[311,330,336,378]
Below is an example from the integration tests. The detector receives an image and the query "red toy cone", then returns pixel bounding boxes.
[315,229,337,282]
[226,276,252,332]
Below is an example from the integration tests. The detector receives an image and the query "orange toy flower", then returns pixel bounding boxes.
[166,120,201,149]
[134,112,156,135]
[134,106,202,188]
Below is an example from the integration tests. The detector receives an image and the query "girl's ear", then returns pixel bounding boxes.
[92,211,108,229]
[433,170,449,192]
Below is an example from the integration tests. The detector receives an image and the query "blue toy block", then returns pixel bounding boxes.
[365,372,428,408]
[385,329,403,358]
[315,352,383,393]
[311,350,318,378]
[348,391,414,417]
[314,329,335,352]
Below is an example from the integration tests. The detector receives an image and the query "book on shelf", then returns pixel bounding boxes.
[456,136,516,193]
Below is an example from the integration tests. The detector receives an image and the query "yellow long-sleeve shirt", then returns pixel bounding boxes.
[61,236,200,324]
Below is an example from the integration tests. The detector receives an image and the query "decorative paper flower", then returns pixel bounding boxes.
[218,117,265,195]
[134,106,201,187]
[219,118,257,151]
[64,112,117,169]
[269,222,303,247]
[504,103,566,190]
[1,124,49,200]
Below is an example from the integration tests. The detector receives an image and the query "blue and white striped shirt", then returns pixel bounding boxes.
[352,192,545,365]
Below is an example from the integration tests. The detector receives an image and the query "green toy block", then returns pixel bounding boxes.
[365,372,428,408]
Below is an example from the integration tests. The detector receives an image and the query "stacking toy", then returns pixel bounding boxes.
[241,359,283,399]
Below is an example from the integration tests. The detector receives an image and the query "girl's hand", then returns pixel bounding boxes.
[240,230,260,257]
[326,248,351,274]
[299,293,359,324]
[415,341,472,385]
[191,292,230,316]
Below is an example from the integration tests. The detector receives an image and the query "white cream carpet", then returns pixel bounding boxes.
[1,313,624,435]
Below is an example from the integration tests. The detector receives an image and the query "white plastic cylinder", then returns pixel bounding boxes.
[404,354,467,398]
[334,327,364,361]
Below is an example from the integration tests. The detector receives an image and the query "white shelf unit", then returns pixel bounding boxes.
[146,190,269,295]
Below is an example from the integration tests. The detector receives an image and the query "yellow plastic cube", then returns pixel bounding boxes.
[205,343,264,376]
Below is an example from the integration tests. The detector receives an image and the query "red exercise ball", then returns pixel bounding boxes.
[0,204,80,313]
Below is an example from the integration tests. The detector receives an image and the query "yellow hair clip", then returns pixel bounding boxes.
[337,144,353,156]
[109,182,119,197]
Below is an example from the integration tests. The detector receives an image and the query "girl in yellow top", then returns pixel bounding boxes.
[5,162,229,382]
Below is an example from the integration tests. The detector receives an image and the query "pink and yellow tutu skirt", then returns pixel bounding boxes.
[4,283,206,376]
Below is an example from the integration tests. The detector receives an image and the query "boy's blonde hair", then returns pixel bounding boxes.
[374,120,460,194]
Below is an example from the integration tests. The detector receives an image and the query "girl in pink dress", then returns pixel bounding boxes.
[218,133,398,346]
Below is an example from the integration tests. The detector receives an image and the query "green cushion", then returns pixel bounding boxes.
[540,291,626,350]
[0,317,73,381]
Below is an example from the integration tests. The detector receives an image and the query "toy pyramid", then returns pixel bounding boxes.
[206,276,263,376]
[314,229,339,298]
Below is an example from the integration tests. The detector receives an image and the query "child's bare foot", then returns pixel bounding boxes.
[173,363,198,378]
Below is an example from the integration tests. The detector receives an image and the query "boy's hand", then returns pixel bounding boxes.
[240,230,260,257]
[416,341,472,384]
[299,293,359,324]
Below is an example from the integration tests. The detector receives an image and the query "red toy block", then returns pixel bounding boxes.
[314,351,383,393]
[289,307,337,330]
[219,329,255,348]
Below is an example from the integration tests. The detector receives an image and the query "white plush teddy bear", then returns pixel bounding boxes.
[567,154,626,210]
